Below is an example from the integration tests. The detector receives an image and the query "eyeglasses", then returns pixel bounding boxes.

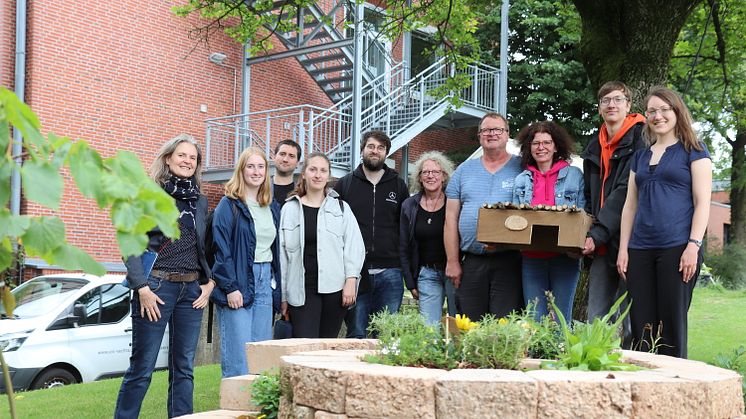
[645,106,674,118]
[530,140,553,149]
[421,170,442,177]
[599,96,629,107]
[365,143,387,152]
[479,127,507,135]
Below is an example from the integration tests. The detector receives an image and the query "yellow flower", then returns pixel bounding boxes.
[455,314,478,331]
[498,317,508,326]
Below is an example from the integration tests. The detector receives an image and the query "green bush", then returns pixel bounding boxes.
[712,345,746,408]
[251,369,281,419]
[459,314,533,369]
[707,244,746,290]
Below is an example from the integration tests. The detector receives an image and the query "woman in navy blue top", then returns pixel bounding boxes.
[616,87,711,358]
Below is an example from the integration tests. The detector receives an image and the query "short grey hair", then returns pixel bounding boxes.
[150,134,203,187]
[408,151,455,194]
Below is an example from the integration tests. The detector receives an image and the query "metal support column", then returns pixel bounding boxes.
[498,0,509,115]
[350,3,365,171]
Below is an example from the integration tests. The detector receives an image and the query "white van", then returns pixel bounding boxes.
[0,274,168,391]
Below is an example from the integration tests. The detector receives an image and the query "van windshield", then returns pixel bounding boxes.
[1,277,88,319]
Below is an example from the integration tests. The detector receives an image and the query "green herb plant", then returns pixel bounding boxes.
[251,369,281,419]
[542,293,640,371]
[459,313,534,369]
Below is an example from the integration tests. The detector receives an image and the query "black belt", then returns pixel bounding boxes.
[422,262,446,271]
[150,270,199,282]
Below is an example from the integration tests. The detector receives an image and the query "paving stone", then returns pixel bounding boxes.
[435,368,538,419]
[220,374,260,411]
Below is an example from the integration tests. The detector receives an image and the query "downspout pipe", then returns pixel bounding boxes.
[11,0,28,218]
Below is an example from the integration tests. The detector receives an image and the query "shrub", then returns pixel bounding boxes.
[251,369,281,419]
[459,314,533,369]
[712,346,746,409]
[707,244,746,290]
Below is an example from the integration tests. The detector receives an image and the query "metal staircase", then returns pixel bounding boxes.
[202,2,501,181]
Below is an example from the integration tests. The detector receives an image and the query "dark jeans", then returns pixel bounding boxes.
[115,277,203,419]
[288,290,346,338]
[456,251,523,320]
[627,244,701,358]
[345,268,403,338]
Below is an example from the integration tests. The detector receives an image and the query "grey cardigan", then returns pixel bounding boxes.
[279,190,366,307]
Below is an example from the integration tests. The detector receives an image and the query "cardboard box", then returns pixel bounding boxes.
[477,207,593,252]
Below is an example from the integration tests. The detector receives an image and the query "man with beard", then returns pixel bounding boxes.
[444,113,524,321]
[272,140,301,206]
[334,130,409,338]
[581,81,645,335]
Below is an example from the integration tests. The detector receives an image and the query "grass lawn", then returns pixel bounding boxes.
[688,286,746,363]
[2,286,744,418]
[1,364,221,418]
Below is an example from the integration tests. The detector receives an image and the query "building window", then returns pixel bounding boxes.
[724,223,731,246]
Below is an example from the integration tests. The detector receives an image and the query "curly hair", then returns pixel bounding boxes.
[515,121,574,169]
[408,151,455,194]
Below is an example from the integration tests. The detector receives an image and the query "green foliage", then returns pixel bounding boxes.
[712,345,746,408]
[459,314,533,370]
[251,369,281,419]
[543,293,640,371]
[476,0,596,144]
[706,243,746,290]
[0,87,179,275]
[526,314,563,360]
[366,310,459,369]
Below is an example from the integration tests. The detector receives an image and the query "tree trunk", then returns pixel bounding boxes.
[729,129,746,246]
[572,0,701,108]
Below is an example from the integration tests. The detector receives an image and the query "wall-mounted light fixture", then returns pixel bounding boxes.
[208,52,238,115]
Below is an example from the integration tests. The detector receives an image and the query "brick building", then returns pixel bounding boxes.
[3,1,491,277]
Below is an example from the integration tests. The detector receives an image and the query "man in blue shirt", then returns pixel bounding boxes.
[444,113,524,320]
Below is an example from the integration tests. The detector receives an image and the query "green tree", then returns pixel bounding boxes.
[572,0,702,107]
[476,0,596,146]
[669,0,746,245]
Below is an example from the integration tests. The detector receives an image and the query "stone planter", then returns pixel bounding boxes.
[279,348,745,419]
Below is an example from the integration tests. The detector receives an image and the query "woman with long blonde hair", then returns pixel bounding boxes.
[211,147,281,377]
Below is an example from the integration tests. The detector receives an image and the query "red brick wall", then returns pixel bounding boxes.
[707,202,731,251]
[389,127,479,169]
[1,2,15,89]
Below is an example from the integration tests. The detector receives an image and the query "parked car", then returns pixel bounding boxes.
[0,274,168,391]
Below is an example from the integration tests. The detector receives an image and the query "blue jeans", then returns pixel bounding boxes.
[522,255,580,322]
[417,266,457,325]
[347,268,404,338]
[115,277,203,419]
[217,262,273,378]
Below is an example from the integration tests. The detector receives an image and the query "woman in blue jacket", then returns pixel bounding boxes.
[211,147,281,378]
[116,134,215,419]
[512,121,585,322]
[279,153,365,338]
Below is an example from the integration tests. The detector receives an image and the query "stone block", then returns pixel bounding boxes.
[344,363,447,418]
[435,369,538,419]
[314,411,348,419]
[220,374,260,411]
[291,362,349,413]
[246,338,377,374]
[175,409,255,418]
[295,404,316,419]
[527,369,632,418]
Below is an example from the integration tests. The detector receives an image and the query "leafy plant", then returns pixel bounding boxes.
[366,310,459,369]
[251,369,281,419]
[712,345,746,409]
[459,313,533,370]
[526,314,563,360]
[707,244,746,290]
[543,293,640,371]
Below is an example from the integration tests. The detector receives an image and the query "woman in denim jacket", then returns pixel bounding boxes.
[512,121,585,322]
[279,153,365,338]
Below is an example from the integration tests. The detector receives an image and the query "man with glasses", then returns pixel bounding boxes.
[334,130,409,337]
[581,81,645,334]
[444,113,524,320]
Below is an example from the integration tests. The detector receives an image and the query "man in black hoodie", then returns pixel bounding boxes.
[334,130,409,338]
[581,81,646,331]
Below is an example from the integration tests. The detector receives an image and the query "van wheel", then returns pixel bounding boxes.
[31,368,77,390]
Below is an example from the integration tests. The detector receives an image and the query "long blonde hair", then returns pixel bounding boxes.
[150,134,203,187]
[225,147,272,206]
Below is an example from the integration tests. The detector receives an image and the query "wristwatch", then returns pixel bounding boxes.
[687,238,703,248]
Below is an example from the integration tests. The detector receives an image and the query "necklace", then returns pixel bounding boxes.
[422,193,443,224]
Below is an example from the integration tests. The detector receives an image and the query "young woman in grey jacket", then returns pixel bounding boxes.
[279,152,366,337]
